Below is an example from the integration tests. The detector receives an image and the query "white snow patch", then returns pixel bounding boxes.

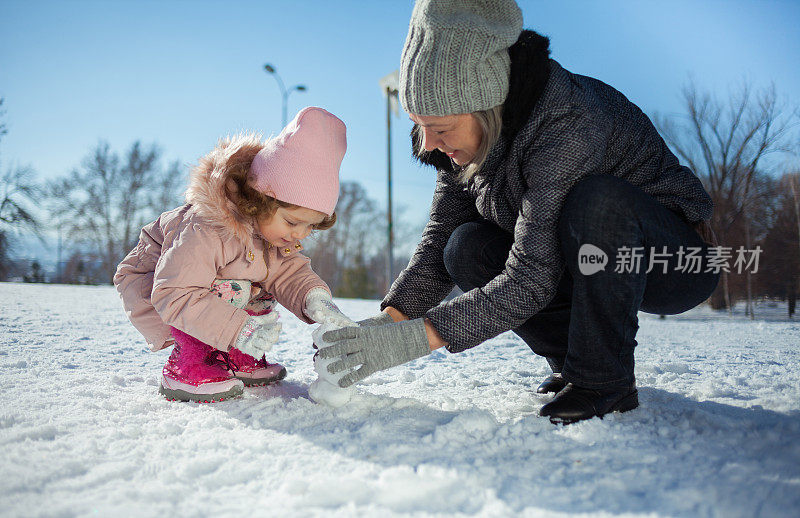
[0,282,798,517]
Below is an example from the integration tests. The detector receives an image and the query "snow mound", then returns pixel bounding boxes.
[1,282,799,517]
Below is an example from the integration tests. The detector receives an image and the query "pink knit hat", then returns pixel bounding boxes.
[250,107,346,216]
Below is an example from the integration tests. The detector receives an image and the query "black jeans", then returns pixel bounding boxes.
[442,175,719,389]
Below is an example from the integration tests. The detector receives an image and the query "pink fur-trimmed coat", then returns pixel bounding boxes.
[114,134,329,352]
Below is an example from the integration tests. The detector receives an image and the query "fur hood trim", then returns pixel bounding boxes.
[184,133,265,250]
[412,29,551,172]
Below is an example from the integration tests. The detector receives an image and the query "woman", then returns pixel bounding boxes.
[319,0,719,423]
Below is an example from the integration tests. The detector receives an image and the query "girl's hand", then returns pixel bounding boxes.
[304,288,357,328]
[234,312,281,357]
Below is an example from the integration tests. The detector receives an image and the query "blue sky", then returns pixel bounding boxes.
[2,0,799,232]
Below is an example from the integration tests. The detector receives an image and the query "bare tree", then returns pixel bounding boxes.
[304,181,379,294]
[0,165,41,280]
[758,172,800,317]
[0,98,6,139]
[148,160,185,214]
[302,181,425,298]
[0,166,40,235]
[781,172,800,316]
[49,141,181,284]
[0,98,41,280]
[788,173,800,262]
[656,81,800,312]
[366,202,425,295]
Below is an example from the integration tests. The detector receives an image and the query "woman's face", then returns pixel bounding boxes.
[410,113,482,166]
[258,206,326,246]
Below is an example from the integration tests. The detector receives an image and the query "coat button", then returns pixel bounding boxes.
[247,251,254,261]
[284,248,291,254]
[294,243,301,249]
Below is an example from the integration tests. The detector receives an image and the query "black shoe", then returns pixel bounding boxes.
[536,373,566,394]
[539,383,639,424]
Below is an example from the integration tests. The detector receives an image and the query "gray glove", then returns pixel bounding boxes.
[319,318,431,387]
[356,312,394,327]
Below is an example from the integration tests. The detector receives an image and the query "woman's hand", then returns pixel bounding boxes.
[356,306,411,326]
[382,306,408,323]
[359,307,447,350]
[318,318,433,387]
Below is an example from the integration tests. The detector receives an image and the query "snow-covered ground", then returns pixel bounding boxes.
[1,282,798,517]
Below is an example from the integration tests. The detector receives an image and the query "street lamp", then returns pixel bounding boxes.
[263,63,307,127]
[379,70,400,290]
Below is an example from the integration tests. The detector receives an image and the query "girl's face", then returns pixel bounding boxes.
[258,206,326,246]
[410,113,482,166]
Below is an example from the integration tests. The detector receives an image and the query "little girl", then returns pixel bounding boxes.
[114,107,355,402]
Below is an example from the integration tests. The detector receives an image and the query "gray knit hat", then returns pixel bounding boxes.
[399,0,523,116]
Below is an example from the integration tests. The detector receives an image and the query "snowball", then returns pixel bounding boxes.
[308,323,355,407]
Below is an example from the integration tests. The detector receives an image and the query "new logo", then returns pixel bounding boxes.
[578,244,607,275]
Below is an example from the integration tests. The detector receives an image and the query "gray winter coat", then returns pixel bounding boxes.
[382,31,713,353]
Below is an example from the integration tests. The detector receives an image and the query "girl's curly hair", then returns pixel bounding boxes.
[225,163,337,230]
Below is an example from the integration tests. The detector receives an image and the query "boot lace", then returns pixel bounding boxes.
[207,350,240,373]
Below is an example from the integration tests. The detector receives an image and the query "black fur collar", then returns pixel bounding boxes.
[411,30,552,172]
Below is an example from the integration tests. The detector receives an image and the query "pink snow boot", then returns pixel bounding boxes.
[159,328,244,403]
[227,347,287,386]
